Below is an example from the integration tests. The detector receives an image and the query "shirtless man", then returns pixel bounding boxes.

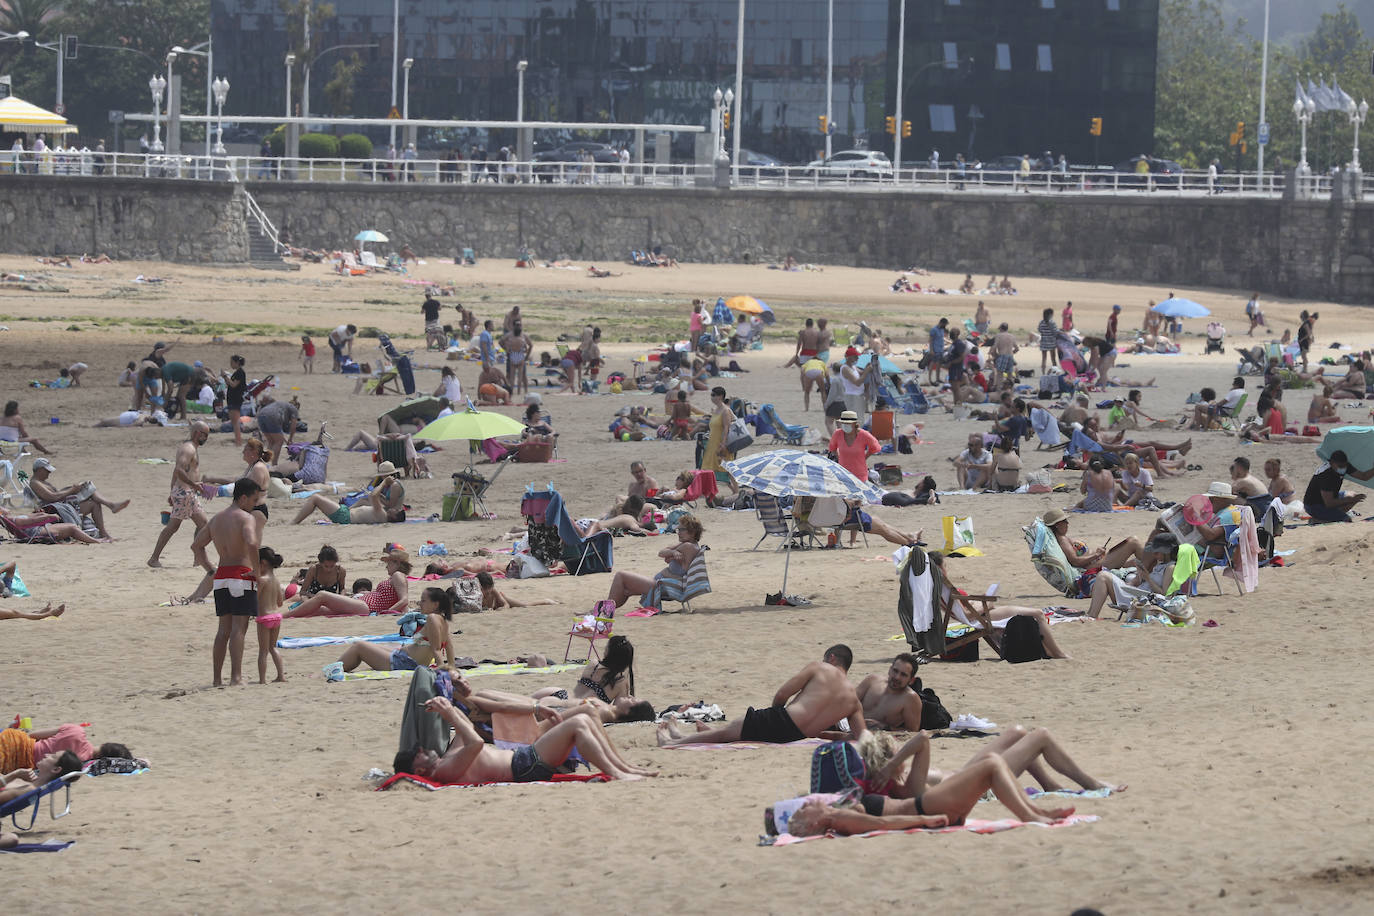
[1265,458,1296,504]
[1059,394,1093,432]
[989,323,1019,387]
[147,422,210,567]
[1228,456,1266,499]
[855,654,924,731]
[476,364,511,405]
[191,479,262,687]
[657,645,866,746]
[628,461,658,500]
[815,317,834,363]
[394,696,654,782]
[291,486,404,525]
[27,459,130,540]
[783,318,822,369]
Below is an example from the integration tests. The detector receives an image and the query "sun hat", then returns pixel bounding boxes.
[1205,481,1237,501]
[838,410,860,424]
[381,547,411,564]
[1041,507,1068,527]
[374,461,402,477]
[33,457,54,472]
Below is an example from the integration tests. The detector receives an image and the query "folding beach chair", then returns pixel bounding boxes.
[360,368,402,396]
[1204,322,1226,354]
[1022,519,1080,599]
[565,600,616,662]
[377,333,416,395]
[376,438,414,478]
[2,772,80,831]
[0,513,60,545]
[461,247,477,265]
[752,492,798,551]
[806,496,868,548]
[0,442,34,508]
[1156,504,1239,596]
[446,461,507,520]
[756,403,807,445]
[869,410,895,449]
[934,576,1004,661]
[360,250,380,269]
[642,546,711,613]
[543,489,614,575]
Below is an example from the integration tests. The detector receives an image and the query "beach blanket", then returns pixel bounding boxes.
[1025,786,1116,799]
[344,662,581,682]
[761,814,1098,846]
[376,772,608,791]
[278,633,407,649]
[82,757,149,776]
[663,738,828,751]
[0,839,75,853]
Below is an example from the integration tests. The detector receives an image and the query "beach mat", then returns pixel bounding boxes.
[761,814,1098,846]
[342,662,582,682]
[0,839,75,853]
[278,633,407,649]
[376,772,608,791]
[663,738,827,751]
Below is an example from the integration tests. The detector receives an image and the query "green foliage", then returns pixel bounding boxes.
[338,133,373,159]
[323,53,365,116]
[265,125,286,156]
[298,132,340,158]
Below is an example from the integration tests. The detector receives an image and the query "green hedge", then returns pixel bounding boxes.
[265,125,285,156]
[299,132,340,159]
[339,133,373,160]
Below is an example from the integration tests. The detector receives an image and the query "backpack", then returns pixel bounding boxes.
[809,740,866,793]
[1001,615,1048,664]
[914,678,953,729]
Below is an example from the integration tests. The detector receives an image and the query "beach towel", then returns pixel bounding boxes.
[277,633,407,649]
[347,662,582,682]
[896,548,943,655]
[1029,407,1063,447]
[1024,786,1116,799]
[376,772,608,791]
[663,738,827,751]
[0,839,74,853]
[761,814,1098,846]
[1168,543,1201,595]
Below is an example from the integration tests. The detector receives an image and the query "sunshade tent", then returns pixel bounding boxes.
[724,295,776,324]
[1316,426,1374,490]
[1152,297,1210,319]
[379,396,443,427]
[0,96,77,134]
[723,449,885,596]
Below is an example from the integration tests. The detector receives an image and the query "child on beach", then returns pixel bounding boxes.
[255,547,286,683]
[300,335,316,374]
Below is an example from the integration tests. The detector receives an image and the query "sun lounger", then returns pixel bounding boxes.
[2,772,81,831]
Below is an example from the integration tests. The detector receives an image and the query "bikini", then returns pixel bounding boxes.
[577,674,613,703]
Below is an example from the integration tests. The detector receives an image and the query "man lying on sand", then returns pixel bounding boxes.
[394,696,655,782]
[657,645,866,746]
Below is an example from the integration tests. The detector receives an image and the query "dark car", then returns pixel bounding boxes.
[978,154,1039,185]
[534,141,623,181]
[737,148,785,178]
[1111,155,1184,188]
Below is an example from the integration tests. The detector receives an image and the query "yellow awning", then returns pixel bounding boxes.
[0,95,77,133]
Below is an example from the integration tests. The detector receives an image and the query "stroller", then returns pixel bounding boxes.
[1205,322,1226,355]
[376,333,416,395]
[1234,344,1266,375]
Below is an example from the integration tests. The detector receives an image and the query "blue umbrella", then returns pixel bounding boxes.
[1316,426,1374,490]
[723,449,886,595]
[354,229,389,242]
[1152,297,1210,319]
[856,352,902,375]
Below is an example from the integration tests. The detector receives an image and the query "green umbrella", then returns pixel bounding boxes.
[379,396,444,427]
[416,407,525,441]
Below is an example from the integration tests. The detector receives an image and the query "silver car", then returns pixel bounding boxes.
[804,149,894,180]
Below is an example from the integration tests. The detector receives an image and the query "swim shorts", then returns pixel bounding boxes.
[739,705,806,744]
[213,566,258,617]
[825,401,845,419]
[510,743,556,783]
[389,649,419,671]
[252,502,269,520]
[169,485,201,521]
[994,354,1015,373]
[327,505,351,525]
[479,383,504,400]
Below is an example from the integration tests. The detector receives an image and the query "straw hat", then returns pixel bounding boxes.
[374,461,402,477]
[838,410,860,425]
[381,547,411,565]
[1205,481,1237,502]
[1041,507,1068,527]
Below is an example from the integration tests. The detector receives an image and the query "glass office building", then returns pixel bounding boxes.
[211,0,1157,164]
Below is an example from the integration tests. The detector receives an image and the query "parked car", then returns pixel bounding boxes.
[533,141,623,181]
[737,148,785,177]
[1111,155,1184,187]
[803,149,893,180]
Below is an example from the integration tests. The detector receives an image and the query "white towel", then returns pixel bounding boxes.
[906,559,935,633]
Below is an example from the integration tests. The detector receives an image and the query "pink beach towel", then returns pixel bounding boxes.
[765,813,1098,845]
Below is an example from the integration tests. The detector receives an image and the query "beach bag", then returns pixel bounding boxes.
[809,741,866,793]
[505,552,550,580]
[451,578,482,613]
[913,678,953,729]
[941,516,982,557]
[725,418,754,454]
[1001,615,1048,664]
[1025,469,1053,493]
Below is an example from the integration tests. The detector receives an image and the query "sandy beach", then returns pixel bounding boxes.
[3,253,1374,914]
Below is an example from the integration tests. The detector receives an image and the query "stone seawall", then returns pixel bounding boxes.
[2,175,1371,302]
[0,176,248,263]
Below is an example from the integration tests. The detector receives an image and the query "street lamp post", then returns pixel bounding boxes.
[1294,96,1314,174]
[731,0,744,173]
[712,87,723,157]
[284,53,295,119]
[212,77,229,155]
[390,0,400,147]
[148,73,167,153]
[517,59,527,123]
[1348,97,1369,171]
[402,57,413,120]
[825,0,833,160]
[893,0,907,176]
[171,40,214,159]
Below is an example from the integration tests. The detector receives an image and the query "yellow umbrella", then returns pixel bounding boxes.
[724,295,766,314]
[0,96,77,134]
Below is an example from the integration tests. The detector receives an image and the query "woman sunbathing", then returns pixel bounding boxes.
[0,507,105,544]
[282,549,411,618]
[603,516,704,608]
[577,494,653,537]
[327,587,455,673]
[0,601,65,621]
[533,635,638,705]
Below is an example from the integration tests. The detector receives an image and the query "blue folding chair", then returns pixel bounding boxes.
[2,772,80,831]
[543,489,614,575]
[756,403,807,445]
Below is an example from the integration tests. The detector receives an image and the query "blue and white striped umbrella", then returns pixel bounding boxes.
[724,449,885,504]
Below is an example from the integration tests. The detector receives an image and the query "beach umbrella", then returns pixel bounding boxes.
[725,295,776,324]
[416,407,525,441]
[0,96,78,134]
[355,229,389,242]
[1316,426,1374,490]
[1152,297,1210,319]
[723,449,885,597]
[379,396,443,427]
[856,352,902,376]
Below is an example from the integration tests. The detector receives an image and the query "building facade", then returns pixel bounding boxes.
[211,0,1156,164]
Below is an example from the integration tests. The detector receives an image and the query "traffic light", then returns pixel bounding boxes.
[885,116,896,135]
[1089,116,1102,136]
[818,114,827,134]
[64,35,78,60]
[901,120,911,138]
[1229,121,1245,146]
[722,109,730,130]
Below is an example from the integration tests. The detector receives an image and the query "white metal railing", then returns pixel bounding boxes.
[0,149,1365,198]
[241,187,283,254]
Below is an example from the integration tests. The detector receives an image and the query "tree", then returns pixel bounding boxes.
[322,52,364,116]
[280,0,336,116]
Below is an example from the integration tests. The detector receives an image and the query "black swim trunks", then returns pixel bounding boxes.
[252,503,269,520]
[509,744,556,783]
[739,705,806,744]
[213,586,258,618]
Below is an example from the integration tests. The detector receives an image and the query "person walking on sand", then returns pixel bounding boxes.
[191,479,263,687]
[148,422,211,568]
